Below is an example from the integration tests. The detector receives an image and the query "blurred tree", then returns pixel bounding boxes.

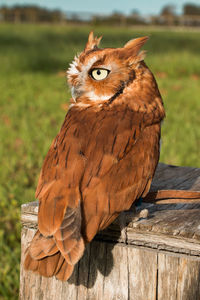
[159,4,177,26]
[130,9,140,16]
[127,9,146,26]
[161,5,176,16]
[0,5,65,23]
[183,4,200,15]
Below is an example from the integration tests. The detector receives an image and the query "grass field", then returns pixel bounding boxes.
[0,23,200,299]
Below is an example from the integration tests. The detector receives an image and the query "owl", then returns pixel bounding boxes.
[24,32,165,280]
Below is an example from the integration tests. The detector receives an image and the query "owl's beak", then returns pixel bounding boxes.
[71,86,83,102]
[71,86,76,102]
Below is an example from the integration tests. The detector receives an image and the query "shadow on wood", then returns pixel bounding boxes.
[67,236,116,289]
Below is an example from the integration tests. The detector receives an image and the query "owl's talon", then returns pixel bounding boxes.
[132,208,149,222]
[139,208,149,219]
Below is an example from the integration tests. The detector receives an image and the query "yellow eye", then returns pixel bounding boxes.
[90,68,110,81]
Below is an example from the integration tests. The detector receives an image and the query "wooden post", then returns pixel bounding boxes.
[20,163,200,300]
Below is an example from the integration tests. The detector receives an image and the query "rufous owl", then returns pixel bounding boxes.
[24,32,165,280]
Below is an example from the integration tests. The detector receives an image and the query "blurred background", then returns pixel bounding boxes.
[0,0,200,298]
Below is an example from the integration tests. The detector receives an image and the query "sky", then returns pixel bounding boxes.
[0,0,199,15]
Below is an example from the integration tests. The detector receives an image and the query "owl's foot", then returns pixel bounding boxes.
[132,208,149,222]
[130,197,149,222]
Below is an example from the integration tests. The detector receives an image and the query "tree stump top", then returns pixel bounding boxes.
[21,163,200,258]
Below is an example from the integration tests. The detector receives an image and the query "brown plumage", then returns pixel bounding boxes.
[24,32,165,280]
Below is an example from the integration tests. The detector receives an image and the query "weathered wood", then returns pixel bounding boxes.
[86,241,107,300]
[103,243,129,300]
[20,163,200,300]
[127,247,157,300]
[157,253,200,300]
[157,253,179,300]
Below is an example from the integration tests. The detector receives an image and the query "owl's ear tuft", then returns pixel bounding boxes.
[85,31,102,51]
[124,36,149,51]
[121,36,149,64]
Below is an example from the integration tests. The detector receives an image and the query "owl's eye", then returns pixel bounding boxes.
[90,68,110,81]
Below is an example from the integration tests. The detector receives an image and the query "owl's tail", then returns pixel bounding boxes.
[24,229,85,280]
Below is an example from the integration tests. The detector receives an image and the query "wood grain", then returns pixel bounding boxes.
[127,247,157,300]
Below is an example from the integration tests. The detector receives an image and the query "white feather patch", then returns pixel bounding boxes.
[81,56,98,74]
[67,55,80,77]
[86,91,113,101]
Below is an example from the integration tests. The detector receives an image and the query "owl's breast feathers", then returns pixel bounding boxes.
[24,97,164,280]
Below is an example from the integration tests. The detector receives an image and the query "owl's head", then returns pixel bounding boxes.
[67,32,149,104]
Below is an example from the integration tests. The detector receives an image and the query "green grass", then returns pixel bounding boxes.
[0,23,200,299]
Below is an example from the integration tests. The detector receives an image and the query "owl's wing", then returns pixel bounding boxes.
[25,110,86,280]
[80,106,161,241]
